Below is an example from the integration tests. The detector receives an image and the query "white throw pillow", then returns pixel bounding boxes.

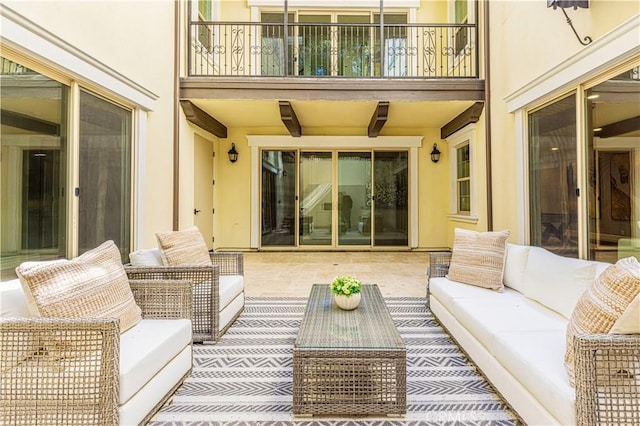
[523,247,598,319]
[503,243,530,293]
[0,279,30,317]
[610,292,640,334]
[129,248,164,266]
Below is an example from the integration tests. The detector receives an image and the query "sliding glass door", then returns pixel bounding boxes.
[260,149,408,248]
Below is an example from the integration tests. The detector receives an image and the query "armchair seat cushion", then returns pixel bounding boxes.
[219,275,244,310]
[120,318,191,404]
[220,293,244,332]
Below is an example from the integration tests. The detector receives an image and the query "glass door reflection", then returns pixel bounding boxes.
[338,152,371,246]
[300,152,333,246]
[261,150,297,247]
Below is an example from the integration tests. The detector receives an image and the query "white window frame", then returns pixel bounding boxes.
[447,124,478,223]
[505,14,639,245]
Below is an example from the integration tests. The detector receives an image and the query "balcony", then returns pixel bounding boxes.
[188,21,478,79]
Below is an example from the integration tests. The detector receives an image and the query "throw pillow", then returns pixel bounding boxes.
[564,256,640,386]
[129,248,164,266]
[446,228,510,292]
[16,240,142,333]
[156,226,212,266]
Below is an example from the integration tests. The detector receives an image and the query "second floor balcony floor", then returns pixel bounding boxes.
[188,20,479,80]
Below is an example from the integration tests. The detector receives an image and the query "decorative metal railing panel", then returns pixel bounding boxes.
[189,22,478,78]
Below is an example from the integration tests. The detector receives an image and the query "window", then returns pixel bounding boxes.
[197,0,212,51]
[457,144,471,214]
[454,0,469,56]
[447,124,476,221]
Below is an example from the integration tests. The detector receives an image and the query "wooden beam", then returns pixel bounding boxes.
[598,115,640,138]
[441,102,484,139]
[368,101,389,138]
[179,100,227,138]
[279,100,301,137]
[1,109,59,136]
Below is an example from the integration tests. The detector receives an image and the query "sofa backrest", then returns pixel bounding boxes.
[1,279,31,318]
[521,246,611,319]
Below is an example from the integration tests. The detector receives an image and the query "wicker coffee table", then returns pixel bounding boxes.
[293,284,406,416]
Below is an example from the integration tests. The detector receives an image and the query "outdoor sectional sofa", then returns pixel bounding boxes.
[0,241,193,425]
[428,243,640,426]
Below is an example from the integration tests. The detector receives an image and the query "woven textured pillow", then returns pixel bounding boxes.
[156,226,211,266]
[564,256,640,386]
[16,240,142,333]
[446,228,510,292]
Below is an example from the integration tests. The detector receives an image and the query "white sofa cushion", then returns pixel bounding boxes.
[611,292,640,334]
[523,246,598,319]
[1,279,30,317]
[220,292,244,332]
[503,244,530,293]
[119,318,192,404]
[492,330,576,426]
[430,277,522,309]
[219,275,244,310]
[447,228,509,292]
[450,292,567,356]
[129,248,163,266]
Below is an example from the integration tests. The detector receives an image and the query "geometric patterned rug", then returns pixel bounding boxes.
[149,297,518,425]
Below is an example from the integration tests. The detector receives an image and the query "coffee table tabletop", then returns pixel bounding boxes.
[295,284,405,350]
[293,284,406,416]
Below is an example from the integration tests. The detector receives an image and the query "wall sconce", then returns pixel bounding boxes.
[430,143,441,163]
[227,143,238,163]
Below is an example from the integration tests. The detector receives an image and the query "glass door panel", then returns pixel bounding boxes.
[298,15,331,76]
[528,94,578,258]
[300,152,332,246]
[338,152,371,246]
[78,90,132,261]
[337,15,371,77]
[261,150,297,246]
[0,58,68,279]
[373,151,408,246]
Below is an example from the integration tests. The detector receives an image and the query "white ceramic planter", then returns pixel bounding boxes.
[334,292,361,310]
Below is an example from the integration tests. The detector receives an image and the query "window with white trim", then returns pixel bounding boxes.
[447,124,477,221]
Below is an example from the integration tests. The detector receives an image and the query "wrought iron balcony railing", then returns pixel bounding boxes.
[188,21,478,79]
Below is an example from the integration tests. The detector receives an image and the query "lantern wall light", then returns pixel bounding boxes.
[227,143,238,163]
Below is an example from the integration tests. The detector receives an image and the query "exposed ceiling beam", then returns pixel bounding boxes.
[1,109,60,136]
[179,100,227,138]
[368,101,389,138]
[441,102,484,139]
[279,100,301,137]
[597,115,640,138]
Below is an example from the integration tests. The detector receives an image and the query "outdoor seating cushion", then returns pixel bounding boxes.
[156,226,211,266]
[129,248,163,266]
[220,293,245,332]
[503,244,530,293]
[523,246,610,319]
[16,240,142,333]
[219,275,244,310]
[119,318,192,404]
[446,228,509,292]
[492,330,575,426]
[0,279,30,317]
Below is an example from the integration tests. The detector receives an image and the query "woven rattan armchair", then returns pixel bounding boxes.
[426,251,640,425]
[125,252,244,343]
[0,279,192,426]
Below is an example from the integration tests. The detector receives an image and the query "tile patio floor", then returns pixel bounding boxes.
[242,251,431,298]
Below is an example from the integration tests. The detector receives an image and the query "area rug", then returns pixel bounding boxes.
[149,297,518,425]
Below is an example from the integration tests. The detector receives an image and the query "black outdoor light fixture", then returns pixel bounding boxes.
[227,143,239,163]
[547,0,592,46]
[430,143,441,163]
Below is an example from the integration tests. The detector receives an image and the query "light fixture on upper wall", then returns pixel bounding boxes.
[430,143,441,163]
[227,143,239,163]
[547,0,592,46]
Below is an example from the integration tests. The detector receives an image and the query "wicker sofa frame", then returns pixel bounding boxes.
[125,252,244,343]
[427,251,640,426]
[0,279,193,426]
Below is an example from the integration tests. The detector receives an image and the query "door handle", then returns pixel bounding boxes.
[194,209,201,215]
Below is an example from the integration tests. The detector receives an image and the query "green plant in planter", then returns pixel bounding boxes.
[330,275,362,297]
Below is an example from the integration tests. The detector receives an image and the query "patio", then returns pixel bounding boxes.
[242,250,431,298]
